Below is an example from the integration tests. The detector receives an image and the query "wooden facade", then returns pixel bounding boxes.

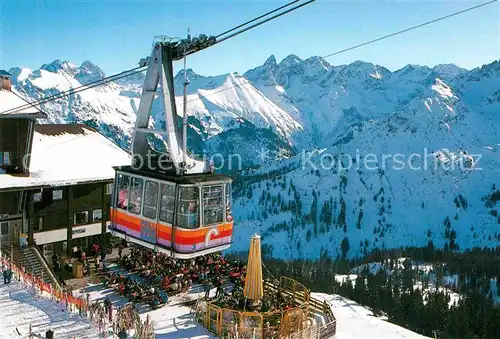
[0,118,119,260]
[27,180,112,256]
[1,182,113,259]
[0,71,125,261]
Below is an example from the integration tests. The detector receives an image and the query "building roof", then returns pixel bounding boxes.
[0,90,47,119]
[0,124,131,191]
[0,70,12,76]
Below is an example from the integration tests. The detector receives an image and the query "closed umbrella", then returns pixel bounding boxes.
[243,234,263,304]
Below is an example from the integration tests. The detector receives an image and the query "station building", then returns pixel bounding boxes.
[0,69,130,263]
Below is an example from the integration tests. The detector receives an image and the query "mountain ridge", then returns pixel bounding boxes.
[5,55,499,259]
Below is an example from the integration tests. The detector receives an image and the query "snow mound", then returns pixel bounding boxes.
[313,293,431,338]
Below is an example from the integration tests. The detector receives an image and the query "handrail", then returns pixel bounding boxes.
[262,279,337,338]
[31,246,62,292]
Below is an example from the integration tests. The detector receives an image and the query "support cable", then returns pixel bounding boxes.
[215,0,302,39]
[2,0,493,114]
[0,0,314,115]
[0,66,146,115]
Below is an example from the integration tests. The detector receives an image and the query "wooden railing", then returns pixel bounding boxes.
[263,279,337,338]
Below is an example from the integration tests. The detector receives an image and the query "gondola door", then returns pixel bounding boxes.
[140,180,159,246]
[202,184,224,249]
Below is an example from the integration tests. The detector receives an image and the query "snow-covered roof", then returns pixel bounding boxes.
[0,90,47,119]
[0,124,131,191]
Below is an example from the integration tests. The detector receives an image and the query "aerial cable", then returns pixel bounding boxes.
[215,0,315,45]
[0,1,314,115]
[323,0,498,59]
[178,0,499,105]
[214,0,302,39]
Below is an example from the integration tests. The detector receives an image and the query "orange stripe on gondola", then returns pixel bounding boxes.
[172,229,233,245]
[114,215,141,232]
[111,208,233,245]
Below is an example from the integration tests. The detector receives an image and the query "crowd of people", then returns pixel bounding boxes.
[104,246,247,309]
[105,273,168,309]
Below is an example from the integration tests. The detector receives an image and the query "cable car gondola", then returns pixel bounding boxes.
[109,35,234,259]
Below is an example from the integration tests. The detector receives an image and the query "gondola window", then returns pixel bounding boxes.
[143,180,159,219]
[178,187,199,229]
[128,177,144,215]
[159,184,175,224]
[116,174,130,210]
[203,185,223,226]
[225,183,232,221]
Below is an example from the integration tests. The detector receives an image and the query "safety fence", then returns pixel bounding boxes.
[1,256,88,312]
[196,276,336,339]
[2,255,156,338]
[267,278,337,338]
[199,301,309,339]
[194,276,337,339]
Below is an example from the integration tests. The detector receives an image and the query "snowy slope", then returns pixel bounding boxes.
[0,275,429,339]
[313,293,431,338]
[0,282,100,339]
[244,56,476,149]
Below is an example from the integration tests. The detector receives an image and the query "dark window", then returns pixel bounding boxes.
[128,177,143,215]
[116,174,130,210]
[159,184,175,224]
[203,185,223,226]
[178,187,199,229]
[143,180,159,219]
[1,222,8,235]
[93,209,103,222]
[73,184,95,199]
[53,189,63,200]
[1,152,10,165]
[74,211,89,225]
[33,217,43,232]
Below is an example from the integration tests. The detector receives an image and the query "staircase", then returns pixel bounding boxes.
[1,244,60,290]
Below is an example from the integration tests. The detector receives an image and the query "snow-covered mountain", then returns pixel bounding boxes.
[9,60,301,151]
[243,55,475,149]
[7,56,500,259]
[231,59,500,259]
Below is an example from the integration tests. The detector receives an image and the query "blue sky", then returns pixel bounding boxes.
[1,0,498,77]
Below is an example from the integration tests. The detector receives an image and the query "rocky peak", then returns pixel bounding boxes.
[75,60,106,84]
[40,59,77,75]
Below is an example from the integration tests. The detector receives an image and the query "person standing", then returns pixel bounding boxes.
[118,244,124,259]
[187,201,198,229]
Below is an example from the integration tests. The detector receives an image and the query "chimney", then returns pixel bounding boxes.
[0,70,12,91]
